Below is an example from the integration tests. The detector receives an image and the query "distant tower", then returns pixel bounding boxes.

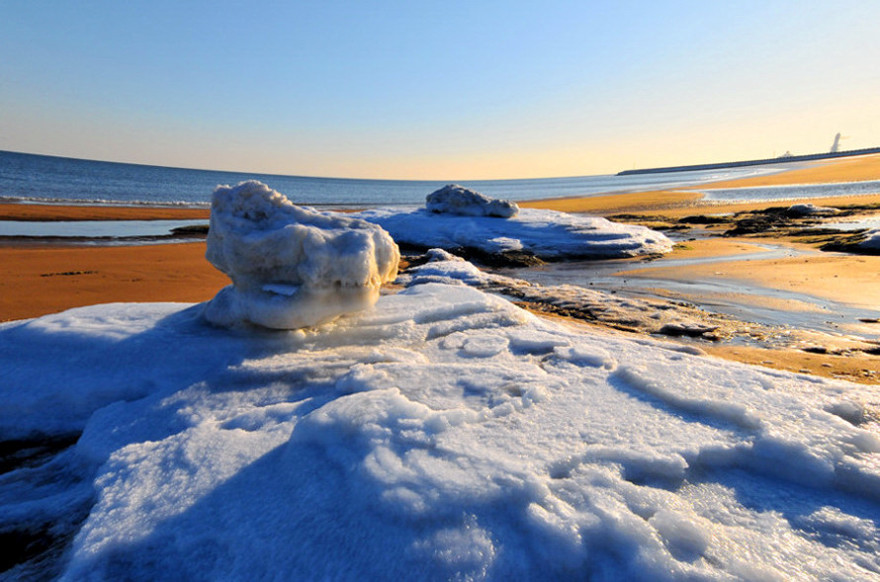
[830,133,842,153]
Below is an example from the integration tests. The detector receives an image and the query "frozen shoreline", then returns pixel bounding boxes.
[2,163,880,578]
[2,275,879,579]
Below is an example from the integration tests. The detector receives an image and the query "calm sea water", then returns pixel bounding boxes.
[0,150,793,208]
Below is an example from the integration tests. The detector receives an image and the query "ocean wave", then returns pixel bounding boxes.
[0,195,417,211]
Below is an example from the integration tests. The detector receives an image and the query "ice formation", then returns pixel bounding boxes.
[426,184,519,218]
[203,181,399,329]
[2,261,880,579]
[357,206,672,259]
[787,202,839,217]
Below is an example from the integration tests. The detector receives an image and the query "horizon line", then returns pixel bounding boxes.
[0,148,615,184]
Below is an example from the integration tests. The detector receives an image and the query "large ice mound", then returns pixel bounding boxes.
[426,184,519,218]
[203,180,399,329]
[3,284,880,579]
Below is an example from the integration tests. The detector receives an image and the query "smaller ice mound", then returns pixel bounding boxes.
[357,206,672,261]
[787,203,839,217]
[426,184,519,218]
[203,181,399,329]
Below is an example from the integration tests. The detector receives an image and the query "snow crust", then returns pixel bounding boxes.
[2,270,879,580]
[426,184,519,218]
[356,207,672,259]
[787,202,840,217]
[204,180,399,329]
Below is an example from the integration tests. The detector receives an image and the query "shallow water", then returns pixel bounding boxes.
[0,219,207,238]
[822,216,880,231]
[499,248,880,341]
[700,180,880,202]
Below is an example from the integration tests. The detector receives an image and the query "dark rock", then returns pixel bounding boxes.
[658,323,719,337]
[678,215,731,225]
[802,346,828,354]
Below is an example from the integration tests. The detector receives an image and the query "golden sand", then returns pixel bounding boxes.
[522,153,880,217]
[519,190,703,215]
[700,344,878,383]
[0,243,227,322]
[690,152,880,189]
[0,204,210,222]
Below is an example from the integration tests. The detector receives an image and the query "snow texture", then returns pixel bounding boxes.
[203,181,399,329]
[356,206,672,259]
[2,275,879,580]
[426,184,519,218]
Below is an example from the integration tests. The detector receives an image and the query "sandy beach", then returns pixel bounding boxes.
[624,237,880,311]
[0,204,210,222]
[525,190,880,219]
[524,155,880,383]
[521,152,880,217]
[2,153,879,383]
[0,243,226,322]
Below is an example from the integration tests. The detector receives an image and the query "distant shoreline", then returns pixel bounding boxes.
[618,146,880,176]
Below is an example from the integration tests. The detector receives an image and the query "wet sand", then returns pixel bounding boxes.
[0,243,227,322]
[0,204,210,222]
[521,189,880,219]
[629,237,880,310]
[612,238,880,383]
[642,193,880,220]
[522,154,880,383]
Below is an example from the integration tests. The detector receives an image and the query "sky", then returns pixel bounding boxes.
[2,1,879,180]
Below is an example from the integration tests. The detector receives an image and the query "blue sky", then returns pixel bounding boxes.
[2,1,879,179]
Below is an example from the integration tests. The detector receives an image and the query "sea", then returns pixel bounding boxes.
[0,150,804,209]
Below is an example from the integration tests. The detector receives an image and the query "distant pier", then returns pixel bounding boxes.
[617,147,880,176]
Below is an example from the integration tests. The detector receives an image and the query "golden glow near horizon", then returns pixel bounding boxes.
[2,2,879,180]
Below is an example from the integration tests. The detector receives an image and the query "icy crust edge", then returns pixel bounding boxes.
[203,180,400,329]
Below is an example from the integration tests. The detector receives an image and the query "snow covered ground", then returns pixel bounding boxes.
[2,259,879,580]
